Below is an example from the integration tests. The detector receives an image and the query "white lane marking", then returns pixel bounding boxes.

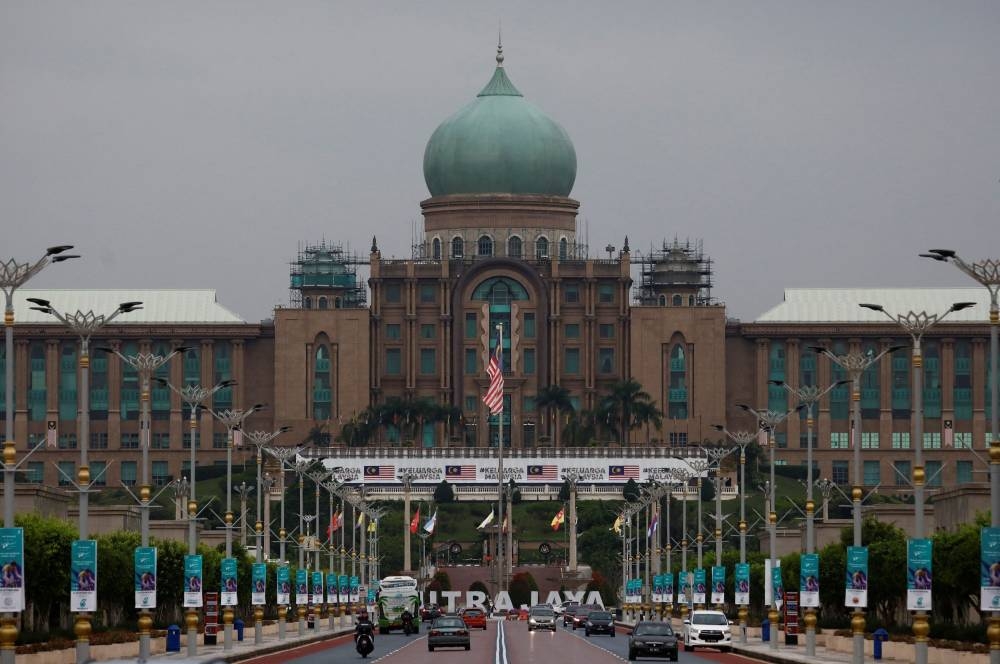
[564,622,629,662]
[495,619,508,664]
[369,633,426,662]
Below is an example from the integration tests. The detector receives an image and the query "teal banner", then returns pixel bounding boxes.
[983,527,1000,610]
[800,553,820,607]
[221,557,238,606]
[907,538,932,610]
[71,540,97,612]
[734,562,750,605]
[0,528,24,611]
[312,571,323,603]
[276,565,290,605]
[339,574,349,596]
[327,572,338,602]
[663,572,674,602]
[771,564,784,606]
[711,565,726,604]
[693,568,706,603]
[184,554,203,607]
[845,545,869,608]
[296,569,308,603]
[134,546,157,609]
[251,563,266,605]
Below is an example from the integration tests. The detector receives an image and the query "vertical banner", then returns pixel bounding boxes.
[71,540,98,612]
[251,563,266,606]
[764,558,779,607]
[295,569,308,605]
[326,572,337,605]
[772,564,784,608]
[276,565,290,605]
[677,569,689,605]
[312,571,324,605]
[693,568,706,605]
[907,539,933,611]
[46,420,57,448]
[651,574,663,603]
[134,546,157,609]
[845,546,869,608]
[800,553,820,608]
[221,557,238,606]
[663,572,674,605]
[339,575,349,603]
[350,575,360,603]
[711,565,726,605]
[0,528,25,611]
[184,554,203,607]
[983,527,1000,610]
[734,563,750,605]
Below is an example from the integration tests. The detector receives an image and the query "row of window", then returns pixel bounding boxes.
[383,346,620,377]
[429,235,570,261]
[23,431,239,451]
[828,459,976,487]
[380,282,617,305]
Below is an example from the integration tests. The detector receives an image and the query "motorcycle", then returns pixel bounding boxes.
[402,612,415,636]
[356,632,374,658]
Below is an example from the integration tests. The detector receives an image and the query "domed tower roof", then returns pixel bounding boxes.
[422,44,577,198]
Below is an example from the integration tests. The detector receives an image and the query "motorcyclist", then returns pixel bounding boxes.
[355,610,376,643]
[401,608,414,633]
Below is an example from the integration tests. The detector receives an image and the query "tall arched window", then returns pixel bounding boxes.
[304,297,312,309]
[313,345,331,421]
[830,340,849,420]
[536,236,549,258]
[120,342,139,421]
[558,237,568,260]
[318,297,328,310]
[432,237,441,260]
[478,235,493,257]
[658,295,666,306]
[672,294,682,307]
[861,341,880,419]
[451,236,464,258]
[59,343,76,421]
[668,344,688,419]
[954,340,972,420]
[508,236,522,258]
[767,342,787,413]
[688,295,695,306]
[28,343,45,421]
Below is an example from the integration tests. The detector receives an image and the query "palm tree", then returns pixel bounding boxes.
[536,384,574,446]
[601,379,662,445]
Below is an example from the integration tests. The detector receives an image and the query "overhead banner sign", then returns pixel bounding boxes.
[321,457,701,484]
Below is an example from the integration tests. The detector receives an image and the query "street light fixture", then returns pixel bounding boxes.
[808,344,901,664]
[561,471,581,576]
[263,444,305,641]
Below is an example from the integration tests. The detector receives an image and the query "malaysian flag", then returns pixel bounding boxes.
[363,465,395,480]
[609,465,640,480]
[445,465,476,480]
[482,329,504,415]
[527,464,558,480]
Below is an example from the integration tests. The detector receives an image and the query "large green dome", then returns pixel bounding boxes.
[423,56,577,198]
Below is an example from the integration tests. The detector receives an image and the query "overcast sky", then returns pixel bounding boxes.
[2,1,998,323]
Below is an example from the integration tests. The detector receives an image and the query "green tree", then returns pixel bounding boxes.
[600,379,661,444]
[932,515,985,625]
[97,529,142,626]
[578,527,622,601]
[434,481,455,503]
[623,478,641,502]
[19,512,75,631]
[508,571,538,608]
[558,480,571,502]
[536,384,574,443]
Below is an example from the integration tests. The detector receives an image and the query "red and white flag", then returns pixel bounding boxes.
[46,421,57,449]
[482,329,504,415]
[409,506,421,534]
[943,419,954,448]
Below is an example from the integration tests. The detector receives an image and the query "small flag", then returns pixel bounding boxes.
[758,420,769,447]
[364,465,395,480]
[612,514,623,535]
[609,465,640,480]
[551,508,565,531]
[356,512,366,529]
[337,511,344,530]
[527,465,558,480]
[501,514,509,533]
[647,513,659,539]
[482,329,504,415]
[233,427,243,449]
[46,421,57,449]
[409,506,421,534]
[327,512,338,538]
[477,509,495,530]
[368,520,377,533]
[423,509,438,535]
[944,419,954,448]
[445,465,476,480]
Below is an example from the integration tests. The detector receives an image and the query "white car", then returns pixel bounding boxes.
[683,610,733,652]
[552,600,577,616]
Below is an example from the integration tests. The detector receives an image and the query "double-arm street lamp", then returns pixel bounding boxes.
[27,298,142,664]
[768,378,849,656]
[858,300,975,664]
[242,427,292,563]
[263,445,304,641]
[809,344,901,664]
[922,249,1000,663]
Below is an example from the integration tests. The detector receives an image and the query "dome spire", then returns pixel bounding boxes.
[496,21,504,67]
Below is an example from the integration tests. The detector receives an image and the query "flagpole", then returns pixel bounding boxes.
[496,323,505,595]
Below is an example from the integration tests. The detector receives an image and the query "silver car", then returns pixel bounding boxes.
[528,606,557,632]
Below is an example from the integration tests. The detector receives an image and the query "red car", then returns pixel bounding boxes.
[462,607,487,630]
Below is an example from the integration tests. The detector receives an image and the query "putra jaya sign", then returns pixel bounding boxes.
[424,589,606,613]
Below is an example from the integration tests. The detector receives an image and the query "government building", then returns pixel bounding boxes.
[3,47,995,503]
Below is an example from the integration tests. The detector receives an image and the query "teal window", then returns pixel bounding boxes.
[59,343,76,421]
[863,460,880,486]
[89,349,108,417]
[29,342,46,422]
[954,432,972,449]
[954,341,972,420]
[799,344,817,417]
[58,433,77,450]
[523,348,535,375]
[0,345,8,418]
[420,324,436,339]
[151,433,170,449]
[926,460,942,487]
[314,345,331,421]
[386,323,401,340]
[120,433,139,449]
[564,284,579,303]
[523,396,536,413]
[830,341,849,420]
[891,432,910,449]
[152,460,170,486]
[474,278,529,371]
[923,432,941,449]
[564,348,580,374]
[893,460,911,487]
[451,237,464,258]
[150,342,172,419]
[668,344,687,419]
[213,433,227,449]
[25,462,43,485]
[385,348,401,375]
[58,461,75,486]
[860,342,880,419]
[465,314,477,339]
[385,283,401,303]
[957,460,974,484]
[599,323,615,339]
[565,324,580,339]
[465,348,478,375]
[832,460,849,485]
[120,342,140,420]
[890,346,910,419]
[559,238,568,260]
[488,395,512,448]
[420,348,436,375]
[598,348,615,374]
[90,433,108,449]
[831,432,849,449]
[182,432,201,449]
[183,345,200,383]
[91,460,107,487]
[419,283,436,304]
[924,341,941,418]
[464,396,477,413]
[767,342,786,413]
[598,283,615,303]
[861,432,879,449]
[213,342,232,410]
[668,432,688,447]
[524,313,536,338]
[472,277,529,302]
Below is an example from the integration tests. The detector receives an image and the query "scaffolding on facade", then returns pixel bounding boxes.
[631,237,715,305]
[288,240,368,308]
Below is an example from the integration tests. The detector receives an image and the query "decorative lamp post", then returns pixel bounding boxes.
[808,344,901,664]
[858,300,975,664]
[400,472,415,574]
[769,378,850,657]
[264,445,305,641]
[243,427,292,562]
[27,298,142,664]
[561,471,581,575]
[685,456,710,610]
[672,468,693,620]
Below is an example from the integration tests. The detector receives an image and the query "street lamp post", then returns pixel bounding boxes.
[737,403,802,652]
[923,250,1000,661]
[770,378,850,657]
[685,457,709,611]
[208,403,264,651]
[28,298,142,664]
[700,446,734,611]
[672,468,693,620]
[561,471,580,576]
[400,472,415,574]
[809,344,900,664]
[859,300,975,664]
[264,445,305,641]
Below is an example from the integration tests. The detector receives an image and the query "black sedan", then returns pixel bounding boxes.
[428,616,471,652]
[584,610,616,637]
[628,621,679,661]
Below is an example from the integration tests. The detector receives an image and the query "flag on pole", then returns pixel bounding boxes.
[647,513,659,539]
[501,514,509,533]
[337,511,345,530]
[409,506,421,534]
[368,520,377,533]
[476,509,495,530]
[423,509,438,535]
[232,427,243,449]
[482,329,504,415]
[612,514,623,535]
[944,419,954,448]
[327,512,338,538]
[356,512,366,529]
[46,420,58,449]
[551,508,565,531]
[758,420,769,447]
